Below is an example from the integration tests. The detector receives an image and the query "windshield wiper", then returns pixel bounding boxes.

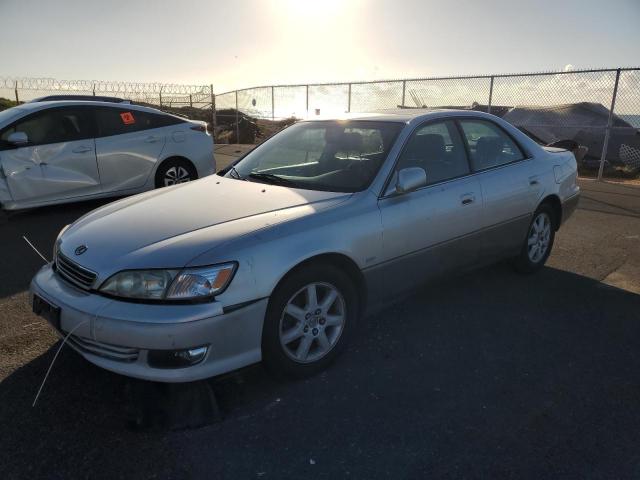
[229,165,246,180]
[247,172,300,187]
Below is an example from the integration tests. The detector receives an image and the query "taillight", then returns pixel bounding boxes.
[190,124,208,133]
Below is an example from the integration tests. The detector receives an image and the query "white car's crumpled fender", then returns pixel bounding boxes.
[0,160,14,206]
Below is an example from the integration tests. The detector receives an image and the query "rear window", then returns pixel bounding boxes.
[459,120,525,170]
[96,108,183,137]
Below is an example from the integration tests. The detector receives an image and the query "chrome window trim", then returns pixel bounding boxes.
[378,114,533,199]
[379,156,534,200]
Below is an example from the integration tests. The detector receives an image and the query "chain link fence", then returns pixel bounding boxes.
[210,68,639,179]
[1,68,639,179]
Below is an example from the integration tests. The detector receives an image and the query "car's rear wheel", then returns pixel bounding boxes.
[262,264,358,378]
[512,203,556,273]
[155,158,197,188]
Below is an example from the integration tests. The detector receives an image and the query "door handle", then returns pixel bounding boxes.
[461,193,476,205]
[145,136,159,143]
[72,146,93,154]
[529,176,540,186]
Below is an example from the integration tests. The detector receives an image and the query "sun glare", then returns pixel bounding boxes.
[279,0,344,24]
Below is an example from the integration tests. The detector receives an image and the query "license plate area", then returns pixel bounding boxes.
[33,294,61,331]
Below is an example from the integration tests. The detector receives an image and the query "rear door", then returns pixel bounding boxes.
[94,107,167,192]
[0,106,100,204]
[457,119,536,260]
[377,120,483,297]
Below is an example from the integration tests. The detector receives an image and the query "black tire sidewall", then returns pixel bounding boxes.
[155,159,197,188]
[261,264,359,378]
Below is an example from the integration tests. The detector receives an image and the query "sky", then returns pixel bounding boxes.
[0,0,638,93]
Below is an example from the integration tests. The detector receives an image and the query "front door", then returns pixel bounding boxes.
[376,119,484,298]
[0,106,100,204]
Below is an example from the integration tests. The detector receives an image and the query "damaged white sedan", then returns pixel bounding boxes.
[0,100,215,210]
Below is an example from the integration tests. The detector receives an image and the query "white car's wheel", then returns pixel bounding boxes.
[155,159,197,188]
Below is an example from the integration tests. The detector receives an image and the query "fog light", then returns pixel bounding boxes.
[148,345,209,369]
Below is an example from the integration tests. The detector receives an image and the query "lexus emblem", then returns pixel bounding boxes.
[74,245,88,256]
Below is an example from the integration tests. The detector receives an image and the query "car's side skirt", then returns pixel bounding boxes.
[361,214,531,312]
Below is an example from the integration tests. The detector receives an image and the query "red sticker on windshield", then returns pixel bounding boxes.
[120,112,135,125]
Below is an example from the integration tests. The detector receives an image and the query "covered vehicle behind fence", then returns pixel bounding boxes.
[502,102,640,175]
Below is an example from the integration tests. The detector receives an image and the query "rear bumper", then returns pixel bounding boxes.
[30,264,267,382]
[561,191,580,225]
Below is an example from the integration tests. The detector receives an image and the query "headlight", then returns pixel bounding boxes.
[100,269,178,300]
[165,263,237,300]
[99,262,237,301]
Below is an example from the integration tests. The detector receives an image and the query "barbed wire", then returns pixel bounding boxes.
[0,77,209,95]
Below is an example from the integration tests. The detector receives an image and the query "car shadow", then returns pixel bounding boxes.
[2,264,640,478]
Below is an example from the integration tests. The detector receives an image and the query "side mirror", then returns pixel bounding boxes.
[7,131,28,146]
[395,167,427,194]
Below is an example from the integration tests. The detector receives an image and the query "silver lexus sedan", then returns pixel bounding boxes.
[30,109,580,382]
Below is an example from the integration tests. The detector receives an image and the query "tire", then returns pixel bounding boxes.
[155,158,198,188]
[511,203,556,274]
[262,263,359,378]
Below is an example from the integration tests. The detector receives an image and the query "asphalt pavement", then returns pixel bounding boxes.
[1,178,639,479]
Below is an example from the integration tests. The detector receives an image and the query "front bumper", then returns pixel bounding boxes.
[30,264,267,382]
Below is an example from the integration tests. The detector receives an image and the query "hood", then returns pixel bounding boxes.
[60,175,349,277]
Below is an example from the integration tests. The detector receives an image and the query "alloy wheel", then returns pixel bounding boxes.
[527,212,551,263]
[164,166,191,186]
[278,282,346,364]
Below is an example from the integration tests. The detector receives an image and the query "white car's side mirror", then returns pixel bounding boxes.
[395,167,427,194]
[7,131,28,146]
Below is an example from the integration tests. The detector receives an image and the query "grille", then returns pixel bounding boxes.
[55,253,97,290]
[67,334,139,362]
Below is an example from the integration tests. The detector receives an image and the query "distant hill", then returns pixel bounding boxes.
[0,97,18,112]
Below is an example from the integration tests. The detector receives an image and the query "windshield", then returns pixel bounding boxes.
[224,120,404,192]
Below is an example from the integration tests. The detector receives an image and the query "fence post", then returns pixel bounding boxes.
[271,86,275,120]
[401,80,406,107]
[347,83,352,113]
[210,84,216,133]
[597,68,621,181]
[189,94,193,108]
[487,76,494,114]
[159,87,163,107]
[14,81,19,104]
[92,83,96,97]
[306,85,309,117]
[235,90,240,144]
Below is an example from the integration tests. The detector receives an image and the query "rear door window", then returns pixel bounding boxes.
[96,108,183,137]
[458,120,525,171]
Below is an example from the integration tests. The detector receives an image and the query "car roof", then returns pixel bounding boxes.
[302,108,495,123]
[8,100,169,115]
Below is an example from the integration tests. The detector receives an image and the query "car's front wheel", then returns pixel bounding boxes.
[262,264,358,378]
[155,158,198,188]
[512,203,556,273]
